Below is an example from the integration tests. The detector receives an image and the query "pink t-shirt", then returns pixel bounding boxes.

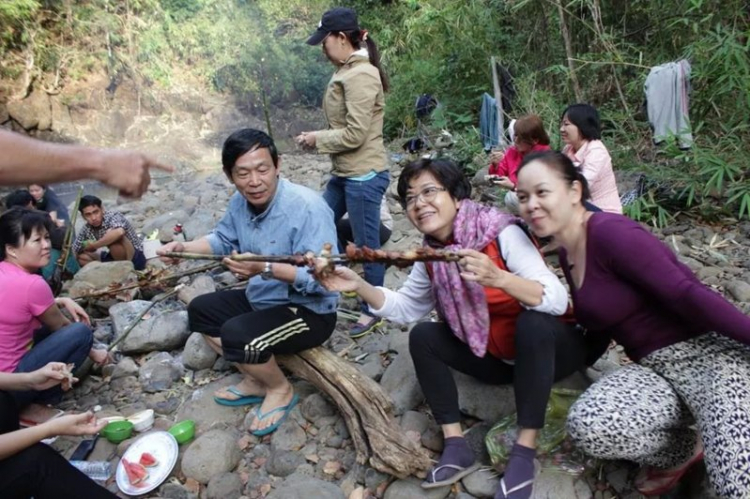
[0,261,55,372]
[563,140,623,214]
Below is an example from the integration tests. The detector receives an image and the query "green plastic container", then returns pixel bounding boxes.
[100,420,134,444]
[168,420,195,444]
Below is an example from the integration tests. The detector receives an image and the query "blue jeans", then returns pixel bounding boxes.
[13,323,93,406]
[324,170,390,314]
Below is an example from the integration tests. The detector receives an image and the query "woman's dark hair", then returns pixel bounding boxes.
[0,207,53,259]
[561,103,601,141]
[514,114,550,146]
[518,150,591,201]
[222,128,279,179]
[397,158,471,208]
[79,195,102,213]
[336,30,389,92]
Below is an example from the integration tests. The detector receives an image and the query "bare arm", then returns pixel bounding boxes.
[87,228,126,250]
[37,302,71,332]
[0,129,173,197]
[0,412,105,460]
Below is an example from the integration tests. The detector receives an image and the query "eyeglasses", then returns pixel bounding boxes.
[403,186,447,209]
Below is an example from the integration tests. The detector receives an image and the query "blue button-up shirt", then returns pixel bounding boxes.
[206,179,339,315]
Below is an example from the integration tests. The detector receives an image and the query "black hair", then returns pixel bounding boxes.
[561,103,601,141]
[221,128,279,179]
[5,190,34,209]
[518,150,591,201]
[0,207,53,259]
[397,158,471,208]
[79,195,102,213]
[335,30,389,92]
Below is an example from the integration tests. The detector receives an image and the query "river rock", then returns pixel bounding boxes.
[380,352,423,415]
[110,300,190,353]
[206,472,243,499]
[265,449,305,477]
[530,469,592,498]
[111,356,139,379]
[138,352,184,392]
[300,393,336,422]
[69,261,138,298]
[455,370,516,422]
[181,429,241,484]
[182,209,221,241]
[7,89,52,130]
[182,332,218,370]
[178,274,216,305]
[267,477,346,499]
[726,280,750,302]
[174,373,247,429]
[384,477,450,499]
[462,468,499,497]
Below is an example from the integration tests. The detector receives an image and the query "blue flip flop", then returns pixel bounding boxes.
[250,393,300,436]
[213,386,264,406]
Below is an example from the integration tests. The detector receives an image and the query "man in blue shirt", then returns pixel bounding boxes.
[158,129,338,436]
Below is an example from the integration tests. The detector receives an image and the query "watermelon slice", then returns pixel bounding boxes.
[139,452,159,467]
[122,458,149,486]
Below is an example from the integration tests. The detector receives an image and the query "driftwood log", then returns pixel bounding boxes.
[278,347,431,478]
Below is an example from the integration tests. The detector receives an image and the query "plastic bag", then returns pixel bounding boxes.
[485,388,583,473]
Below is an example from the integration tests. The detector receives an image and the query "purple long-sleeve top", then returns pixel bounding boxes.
[560,213,750,362]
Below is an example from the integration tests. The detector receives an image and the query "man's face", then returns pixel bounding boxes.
[230,147,279,212]
[82,205,104,228]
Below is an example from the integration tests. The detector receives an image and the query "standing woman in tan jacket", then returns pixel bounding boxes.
[297,7,390,338]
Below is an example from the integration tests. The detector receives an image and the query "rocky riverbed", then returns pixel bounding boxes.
[48,152,745,498]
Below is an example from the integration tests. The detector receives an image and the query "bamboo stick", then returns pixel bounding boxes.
[159,250,461,265]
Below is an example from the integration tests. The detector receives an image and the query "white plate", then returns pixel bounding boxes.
[116,431,179,496]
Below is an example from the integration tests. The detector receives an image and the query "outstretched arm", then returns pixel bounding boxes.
[0,130,173,197]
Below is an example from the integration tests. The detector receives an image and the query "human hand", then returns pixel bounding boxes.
[492,176,515,190]
[56,297,91,326]
[458,249,508,288]
[95,149,174,198]
[89,348,110,366]
[222,251,262,280]
[315,266,363,293]
[43,411,106,438]
[489,150,504,164]
[82,240,98,252]
[55,219,65,228]
[295,132,317,149]
[157,241,185,264]
[26,362,77,392]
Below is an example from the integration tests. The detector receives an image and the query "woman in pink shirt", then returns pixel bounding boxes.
[560,104,622,214]
[0,208,101,407]
[488,115,551,214]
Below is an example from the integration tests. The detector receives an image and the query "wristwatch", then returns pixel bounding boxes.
[260,262,274,280]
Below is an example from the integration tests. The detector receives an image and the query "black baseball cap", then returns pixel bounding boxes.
[306,7,359,45]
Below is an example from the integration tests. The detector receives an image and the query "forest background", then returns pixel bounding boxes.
[1,0,748,225]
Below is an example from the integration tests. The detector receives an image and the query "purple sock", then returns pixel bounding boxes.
[495,443,537,499]
[430,436,475,482]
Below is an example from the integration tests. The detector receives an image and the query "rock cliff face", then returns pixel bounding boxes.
[0,73,326,187]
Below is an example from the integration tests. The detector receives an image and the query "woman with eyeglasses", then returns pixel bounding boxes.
[316,158,588,499]
[296,7,390,339]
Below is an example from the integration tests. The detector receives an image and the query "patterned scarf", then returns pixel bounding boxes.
[425,199,518,357]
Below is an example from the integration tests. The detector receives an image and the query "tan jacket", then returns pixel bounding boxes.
[315,53,387,177]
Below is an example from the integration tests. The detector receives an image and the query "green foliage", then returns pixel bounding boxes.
[160,0,204,22]
[0,0,39,48]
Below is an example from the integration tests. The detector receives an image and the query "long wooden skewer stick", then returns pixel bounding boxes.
[158,250,461,265]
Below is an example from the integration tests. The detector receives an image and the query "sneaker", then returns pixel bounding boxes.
[349,315,383,339]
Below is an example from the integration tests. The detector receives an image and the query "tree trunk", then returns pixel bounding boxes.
[278,347,431,478]
[555,0,583,102]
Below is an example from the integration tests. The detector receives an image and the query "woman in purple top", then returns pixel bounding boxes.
[515,151,750,498]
